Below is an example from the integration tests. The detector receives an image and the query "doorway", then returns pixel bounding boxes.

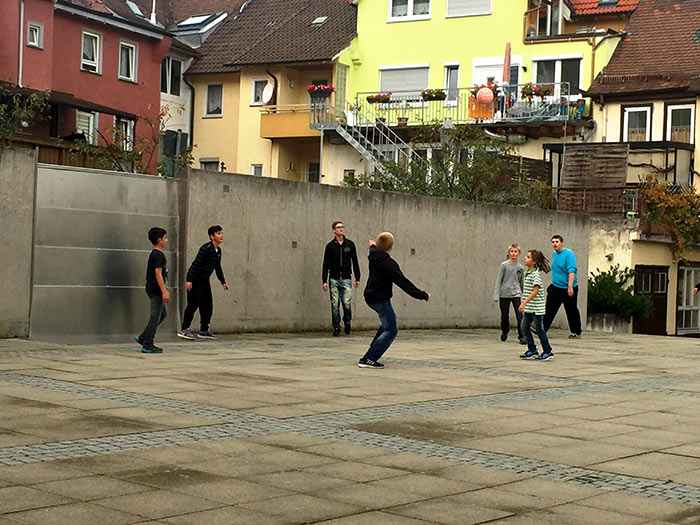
[633,265,668,335]
[677,265,700,334]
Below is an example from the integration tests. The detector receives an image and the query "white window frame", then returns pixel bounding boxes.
[532,54,583,99]
[199,158,220,171]
[251,164,263,177]
[446,0,492,18]
[160,57,182,96]
[114,117,134,151]
[378,64,430,100]
[75,110,97,145]
[251,78,268,106]
[81,30,102,74]
[387,0,431,22]
[205,84,223,117]
[27,21,43,49]
[118,41,137,83]
[623,107,652,142]
[666,104,695,144]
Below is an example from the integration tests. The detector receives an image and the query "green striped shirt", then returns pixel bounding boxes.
[522,268,545,314]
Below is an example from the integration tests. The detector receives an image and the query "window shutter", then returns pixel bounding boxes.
[379,67,429,95]
[447,0,491,17]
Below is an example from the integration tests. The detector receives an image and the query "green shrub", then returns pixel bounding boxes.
[587,265,651,320]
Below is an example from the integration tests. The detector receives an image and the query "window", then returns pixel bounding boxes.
[27,22,43,49]
[205,84,223,116]
[667,105,695,143]
[389,0,430,20]
[160,57,181,96]
[446,0,491,17]
[81,30,101,73]
[379,66,429,98]
[534,57,581,95]
[343,169,356,183]
[307,163,320,183]
[623,107,651,142]
[75,110,96,144]
[251,164,263,177]
[251,79,268,105]
[444,65,459,103]
[200,158,220,171]
[118,42,137,82]
[115,118,134,151]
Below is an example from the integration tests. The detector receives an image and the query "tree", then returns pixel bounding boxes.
[345,124,550,207]
[0,85,50,145]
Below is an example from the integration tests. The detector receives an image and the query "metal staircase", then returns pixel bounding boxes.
[309,98,428,177]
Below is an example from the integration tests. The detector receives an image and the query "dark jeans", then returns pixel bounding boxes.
[543,284,581,335]
[521,312,552,354]
[181,280,213,331]
[139,293,167,345]
[329,278,352,329]
[363,301,398,362]
[499,297,523,339]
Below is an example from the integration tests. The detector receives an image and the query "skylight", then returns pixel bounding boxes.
[311,16,328,25]
[179,14,211,26]
[125,0,143,16]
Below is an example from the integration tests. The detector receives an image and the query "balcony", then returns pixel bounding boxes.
[348,83,588,132]
[260,104,320,139]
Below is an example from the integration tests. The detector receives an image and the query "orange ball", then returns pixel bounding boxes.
[476,87,494,104]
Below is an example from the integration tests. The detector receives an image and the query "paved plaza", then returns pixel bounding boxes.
[1,329,700,524]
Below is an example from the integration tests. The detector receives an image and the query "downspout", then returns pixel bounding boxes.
[183,75,195,147]
[18,0,24,87]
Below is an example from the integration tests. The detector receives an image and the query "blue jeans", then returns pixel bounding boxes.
[363,301,398,362]
[521,312,552,354]
[329,278,352,328]
[139,293,167,345]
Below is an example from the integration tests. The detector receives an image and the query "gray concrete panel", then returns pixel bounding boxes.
[0,148,36,337]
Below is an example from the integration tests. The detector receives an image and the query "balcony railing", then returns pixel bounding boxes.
[350,83,584,128]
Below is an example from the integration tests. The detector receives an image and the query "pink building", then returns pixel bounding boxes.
[0,0,172,171]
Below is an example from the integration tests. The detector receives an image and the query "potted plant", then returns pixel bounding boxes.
[397,117,408,127]
[468,81,500,99]
[587,265,651,333]
[366,92,392,104]
[421,89,447,101]
[520,82,553,101]
[307,84,335,99]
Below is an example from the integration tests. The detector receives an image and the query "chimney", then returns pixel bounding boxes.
[150,0,157,24]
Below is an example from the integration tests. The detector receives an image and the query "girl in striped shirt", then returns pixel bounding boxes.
[518,250,554,361]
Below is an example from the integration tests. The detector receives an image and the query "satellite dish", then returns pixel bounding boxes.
[261,83,274,104]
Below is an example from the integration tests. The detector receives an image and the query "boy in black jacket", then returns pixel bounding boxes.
[136,227,169,354]
[359,232,430,369]
[177,225,229,340]
[322,220,361,336]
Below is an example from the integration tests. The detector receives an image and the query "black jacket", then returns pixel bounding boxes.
[322,237,360,283]
[364,246,428,304]
[186,242,226,284]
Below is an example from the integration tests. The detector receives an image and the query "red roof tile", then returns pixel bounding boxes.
[588,0,700,96]
[570,0,639,16]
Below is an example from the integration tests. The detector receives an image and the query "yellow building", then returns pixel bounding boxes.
[185,0,365,185]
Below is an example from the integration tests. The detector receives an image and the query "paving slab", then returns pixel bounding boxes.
[2,329,700,523]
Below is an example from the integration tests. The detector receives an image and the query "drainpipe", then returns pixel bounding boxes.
[18,0,24,87]
[182,75,195,147]
[588,32,627,86]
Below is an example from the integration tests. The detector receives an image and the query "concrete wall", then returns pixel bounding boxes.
[31,165,180,336]
[0,148,36,337]
[185,169,589,333]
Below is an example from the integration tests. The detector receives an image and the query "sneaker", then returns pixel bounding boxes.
[500,333,507,342]
[333,326,341,337]
[538,352,555,360]
[518,338,527,345]
[197,330,217,339]
[344,323,351,335]
[568,333,581,339]
[141,344,163,354]
[520,349,539,359]
[177,329,195,340]
[135,335,143,345]
[358,358,384,369]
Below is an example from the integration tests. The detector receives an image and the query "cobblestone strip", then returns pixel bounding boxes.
[297,426,700,506]
[0,372,276,426]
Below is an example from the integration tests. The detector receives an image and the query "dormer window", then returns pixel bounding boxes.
[389,0,430,21]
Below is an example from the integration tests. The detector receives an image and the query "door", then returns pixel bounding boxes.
[677,265,700,334]
[633,265,668,335]
[307,162,320,183]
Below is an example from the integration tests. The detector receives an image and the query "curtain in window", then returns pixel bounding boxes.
[119,46,132,79]
[207,85,222,115]
[391,0,408,16]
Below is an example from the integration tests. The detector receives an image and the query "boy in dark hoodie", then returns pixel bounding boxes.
[359,232,430,369]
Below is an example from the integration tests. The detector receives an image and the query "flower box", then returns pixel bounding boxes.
[307,84,335,95]
[520,83,553,100]
[421,89,446,101]
[367,93,391,104]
